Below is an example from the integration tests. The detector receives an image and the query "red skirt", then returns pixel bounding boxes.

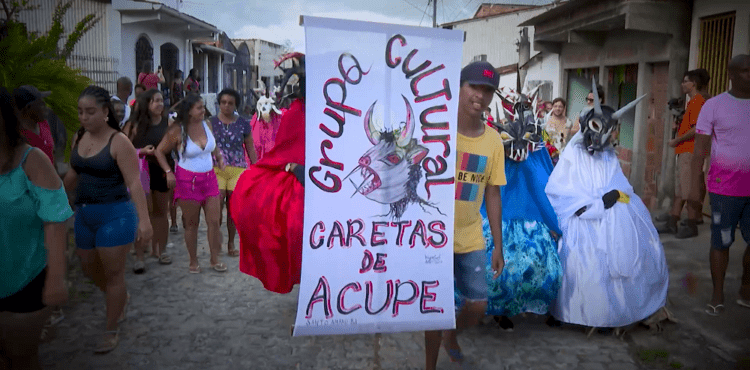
[230,165,304,294]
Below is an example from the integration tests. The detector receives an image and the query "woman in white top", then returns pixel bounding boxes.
[155,94,227,273]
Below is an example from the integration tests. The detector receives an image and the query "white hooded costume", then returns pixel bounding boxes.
[544,93,668,328]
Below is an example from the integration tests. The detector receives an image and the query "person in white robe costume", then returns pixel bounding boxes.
[544,80,669,328]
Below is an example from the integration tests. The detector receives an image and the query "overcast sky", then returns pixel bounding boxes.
[177,0,553,52]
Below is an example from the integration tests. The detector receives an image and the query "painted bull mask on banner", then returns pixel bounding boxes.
[345,95,436,220]
[579,77,647,154]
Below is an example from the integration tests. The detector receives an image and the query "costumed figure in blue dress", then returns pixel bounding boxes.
[545,78,670,332]
[456,88,563,330]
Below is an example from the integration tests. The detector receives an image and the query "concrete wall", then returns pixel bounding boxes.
[119,23,186,87]
[452,7,550,69]
[524,52,562,100]
[688,0,750,70]
[252,39,285,89]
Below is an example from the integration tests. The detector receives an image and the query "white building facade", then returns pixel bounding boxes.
[442,4,561,111]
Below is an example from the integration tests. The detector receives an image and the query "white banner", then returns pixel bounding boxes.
[294,16,463,336]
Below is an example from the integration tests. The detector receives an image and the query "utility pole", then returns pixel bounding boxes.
[432,0,437,28]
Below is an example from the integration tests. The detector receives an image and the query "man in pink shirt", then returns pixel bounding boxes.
[690,54,750,315]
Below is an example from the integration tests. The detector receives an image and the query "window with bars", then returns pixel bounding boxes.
[472,54,487,62]
[697,12,735,97]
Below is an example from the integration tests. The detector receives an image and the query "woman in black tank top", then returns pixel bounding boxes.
[63,86,152,353]
[124,89,174,271]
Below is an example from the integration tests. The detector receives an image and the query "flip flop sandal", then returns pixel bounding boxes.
[159,254,172,265]
[94,330,120,354]
[442,342,464,363]
[705,304,725,316]
[189,265,201,274]
[211,263,228,272]
[118,292,130,324]
[227,249,240,257]
[737,299,750,309]
[132,260,145,274]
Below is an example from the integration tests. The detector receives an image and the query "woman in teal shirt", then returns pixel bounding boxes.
[0,86,73,369]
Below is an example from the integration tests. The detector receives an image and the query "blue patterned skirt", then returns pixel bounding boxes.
[455,218,563,317]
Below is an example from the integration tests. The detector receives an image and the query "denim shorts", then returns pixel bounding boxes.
[709,193,750,250]
[454,249,488,301]
[75,200,138,250]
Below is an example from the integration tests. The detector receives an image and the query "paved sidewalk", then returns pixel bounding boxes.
[38,210,749,370]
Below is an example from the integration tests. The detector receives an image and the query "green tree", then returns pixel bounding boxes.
[0,0,100,157]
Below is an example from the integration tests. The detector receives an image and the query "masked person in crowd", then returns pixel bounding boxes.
[545,78,669,332]
[250,81,283,161]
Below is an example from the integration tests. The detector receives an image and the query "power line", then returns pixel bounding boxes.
[441,0,446,24]
[419,0,430,26]
[401,0,433,18]
[448,0,474,22]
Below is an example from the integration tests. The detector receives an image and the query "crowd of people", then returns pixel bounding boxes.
[1,52,748,369]
[0,69,275,362]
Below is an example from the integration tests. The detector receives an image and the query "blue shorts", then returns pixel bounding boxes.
[454,250,488,301]
[709,193,750,250]
[75,201,138,250]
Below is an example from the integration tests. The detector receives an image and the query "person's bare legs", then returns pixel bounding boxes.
[0,307,52,370]
[218,190,226,227]
[97,245,129,331]
[443,300,486,352]
[741,244,750,300]
[135,194,154,262]
[424,331,442,370]
[688,200,703,223]
[425,300,486,369]
[77,249,107,291]
[150,190,171,258]
[179,199,202,271]
[169,189,177,230]
[670,197,685,218]
[225,190,237,254]
[203,196,223,267]
[710,248,730,306]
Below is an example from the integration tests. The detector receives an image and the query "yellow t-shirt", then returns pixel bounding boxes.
[454,128,506,254]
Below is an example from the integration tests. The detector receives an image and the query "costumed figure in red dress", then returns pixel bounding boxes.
[230,52,306,294]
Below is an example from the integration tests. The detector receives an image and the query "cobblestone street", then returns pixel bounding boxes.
[38,210,749,370]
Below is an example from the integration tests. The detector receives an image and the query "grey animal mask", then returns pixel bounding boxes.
[580,77,647,154]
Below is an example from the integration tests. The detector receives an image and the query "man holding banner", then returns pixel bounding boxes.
[425,61,507,369]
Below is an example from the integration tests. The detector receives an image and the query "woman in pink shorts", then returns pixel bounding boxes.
[154,93,227,273]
